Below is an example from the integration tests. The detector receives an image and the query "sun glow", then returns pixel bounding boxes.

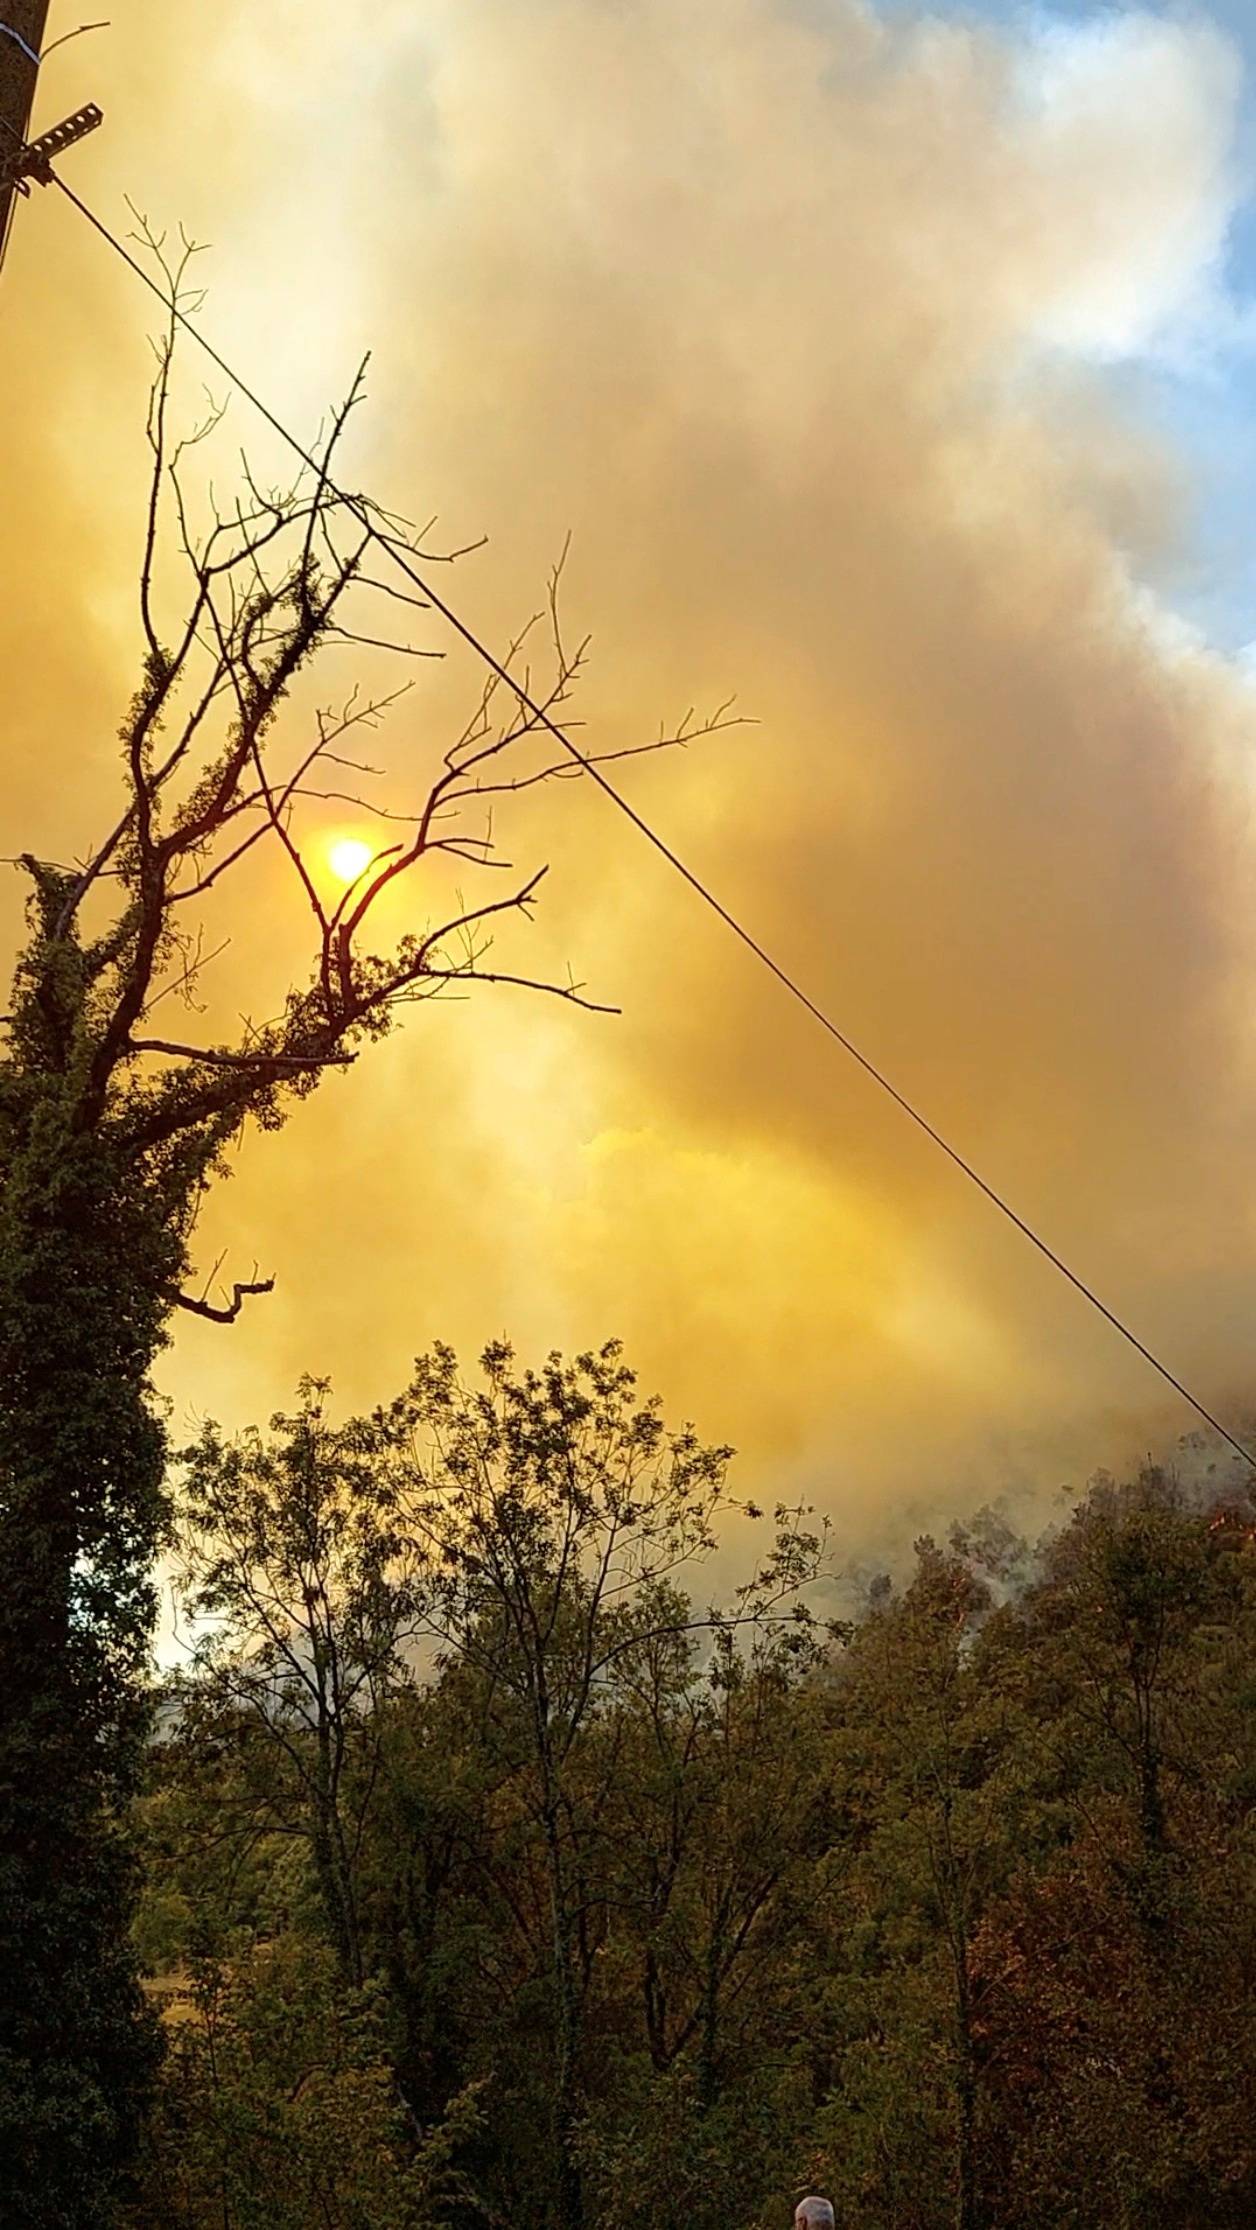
[327,836,375,885]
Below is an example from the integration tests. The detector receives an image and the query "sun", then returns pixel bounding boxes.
[327,835,375,885]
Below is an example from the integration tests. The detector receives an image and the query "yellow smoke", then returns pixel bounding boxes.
[4,1,1256,1537]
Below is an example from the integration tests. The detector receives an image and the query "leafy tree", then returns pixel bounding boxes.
[169,1342,825,2230]
[971,1475,1256,2226]
[174,1378,425,1987]
[574,1616,831,2230]
[355,1340,729,2230]
[815,1540,1024,2230]
[145,1403,1256,2230]
[1011,1466,1238,1861]
[600,1610,830,2096]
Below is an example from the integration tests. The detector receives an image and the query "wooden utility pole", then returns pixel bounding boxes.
[0,3,50,258]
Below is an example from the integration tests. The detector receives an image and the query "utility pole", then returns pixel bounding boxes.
[0,3,50,259]
[1,10,104,280]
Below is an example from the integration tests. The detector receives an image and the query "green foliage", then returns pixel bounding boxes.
[0,879,177,2224]
[27,1311,1247,2230]
[576,2056,812,2230]
[125,1937,482,2230]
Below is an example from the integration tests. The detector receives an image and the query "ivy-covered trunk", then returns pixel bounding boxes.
[0,1114,180,2226]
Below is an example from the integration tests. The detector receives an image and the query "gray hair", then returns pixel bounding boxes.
[795,2201,835,2230]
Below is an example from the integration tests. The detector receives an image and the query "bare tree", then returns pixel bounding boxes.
[62,237,721,1180]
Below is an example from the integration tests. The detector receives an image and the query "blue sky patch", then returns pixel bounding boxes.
[857,0,1256,652]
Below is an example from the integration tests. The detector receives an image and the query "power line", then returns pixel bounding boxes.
[47,172,1256,1472]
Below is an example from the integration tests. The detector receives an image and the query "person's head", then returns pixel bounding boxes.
[794,2199,834,2230]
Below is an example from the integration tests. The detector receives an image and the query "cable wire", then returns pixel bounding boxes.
[49,172,1256,1471]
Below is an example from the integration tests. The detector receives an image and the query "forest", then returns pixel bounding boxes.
[120,1346,1256,2230]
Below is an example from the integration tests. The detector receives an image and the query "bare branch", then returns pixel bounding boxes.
[172,1274,275,1325]
[12,291,741,1192]
[128,1038,355,1073]
[414,968,619,1016]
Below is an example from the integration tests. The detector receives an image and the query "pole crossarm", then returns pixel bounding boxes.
[0,99,101,190]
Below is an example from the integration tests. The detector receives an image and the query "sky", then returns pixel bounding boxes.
[882,0,1256,656]
[5,0,1256,1559]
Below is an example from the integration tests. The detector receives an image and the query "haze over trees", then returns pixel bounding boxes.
[130,1353,1256,2230]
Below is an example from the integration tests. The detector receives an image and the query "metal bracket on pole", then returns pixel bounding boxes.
[0,100,102,193]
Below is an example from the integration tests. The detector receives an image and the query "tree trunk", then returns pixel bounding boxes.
[311,1692,364,1988]
[1138,1731,1166,1854]
[955,2052,979,2230]
[541,1795,584,2230]
[311,1805,364,1988]
[0,1134,174,2225]
[696,1907,725,2113]
[643,1942,669,2071]
[952,1936,981,2230]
